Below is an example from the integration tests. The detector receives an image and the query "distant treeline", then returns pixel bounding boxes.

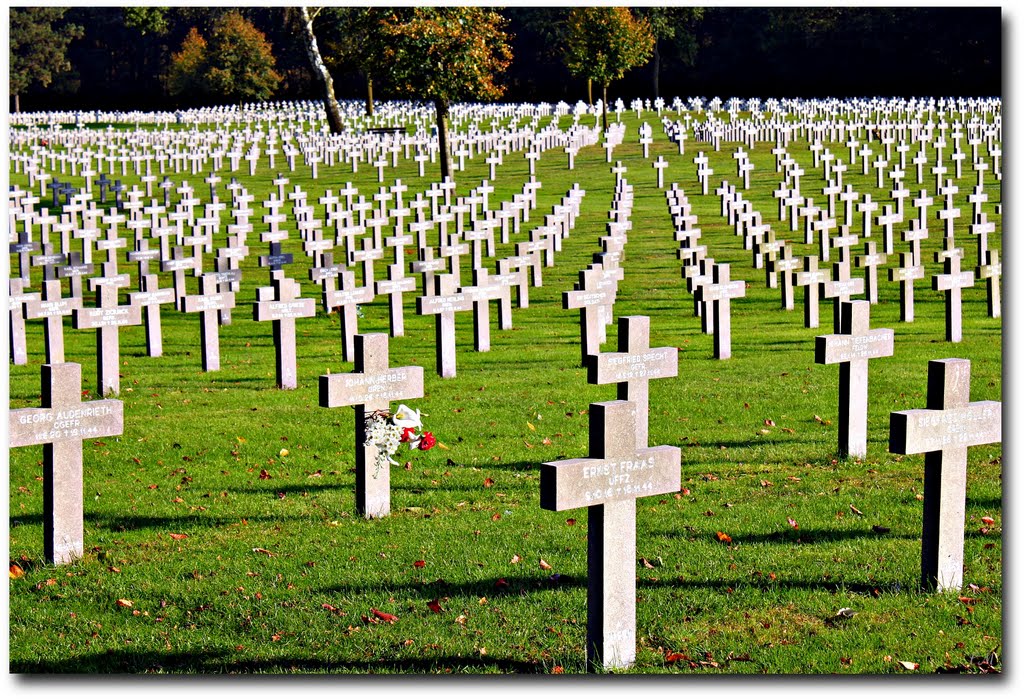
[14,6,1001,113]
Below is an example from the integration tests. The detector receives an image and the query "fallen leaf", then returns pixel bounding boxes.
[835,608,856,619]
[716,531,732,543]
[279,449,289,458]
[10,564,25,579]
[787,517,799,530]
[169,533,188,540]
[526,422,536,431]
[427,599,444,614]
[413,560,426,568]
[539,558,553,570]
[495,578,510,589]
[483,477,494,488]
[116,598,133,608]
[850,504,864,516]
[371,608,399,624]
[491,512,501,521]
[566,518,576,526]
[511,554,522,564]
[665,651,689,664]
[551,666,564,674]
[259,469,271,480]
[981,516,995,525]
[639,557,656,569]
[898,660,919,671]
[252,548,275,557]
[764,419,776,427]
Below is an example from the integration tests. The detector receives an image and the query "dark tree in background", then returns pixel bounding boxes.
[8,6,1001,112]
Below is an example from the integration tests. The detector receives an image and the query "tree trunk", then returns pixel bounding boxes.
[365,74,375,117]
[435,98,453,183]
[587,78,592,106]
[299,6,345,135]
[652,41,661,99]
[602,83,609,133]
[14,93,20,114]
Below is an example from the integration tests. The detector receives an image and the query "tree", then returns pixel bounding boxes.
[9,7,83,113]
[562,7,655,132]
[372,7,513,182]
[635,7,703,99]
[294,7,346,133]
[165,11,281,105]
[312,7,388,118]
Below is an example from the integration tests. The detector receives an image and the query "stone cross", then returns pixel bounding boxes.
[794,256,827,329]
[854,241,887,304]
[461,267,512,352]
[9,363,124,564]
[182,274,236,371]
[821,261,865,333]
[889,358,1001,591]
[324,269,374,362]
[587,316,678,448]
[71,283,142,396]
[888,252,925,323]
[975,249,1001,319]
[815,301,895,458]
[540,400,680,671]
[375,264,417,338]
[932,247,974,343]
[703,263,746,359]
[319,333,424,518]
[416,274,474,378]
[160,246,198,310]
[563,267,614,365]
[23,272,83,364]
[252,277,317,389]
[56,252,94,299]
[127,274,176,358]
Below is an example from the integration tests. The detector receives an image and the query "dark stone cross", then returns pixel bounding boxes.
[56,252,94,299]
[889,358,1001,591]
[252,277,316,389]
[815,301,895,459]
[258,240,294,281]
[319,333,425,519]
[8,363,124,564]
[71,283,142,396]
[541,401,680,671]
[10,228,41,283]
[182,274,236,371]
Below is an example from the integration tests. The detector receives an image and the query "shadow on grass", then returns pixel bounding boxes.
[12,648,547,674]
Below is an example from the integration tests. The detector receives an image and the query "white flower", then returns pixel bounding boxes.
[392,404,422,429]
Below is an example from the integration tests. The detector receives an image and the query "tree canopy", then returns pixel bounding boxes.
[562,7,655,130]
[9,7,83,113]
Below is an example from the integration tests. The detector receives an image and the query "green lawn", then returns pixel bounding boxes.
[7,106,1002,674]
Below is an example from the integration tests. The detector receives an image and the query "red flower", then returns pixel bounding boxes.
[418,432,436,450]
[400,427,417,443]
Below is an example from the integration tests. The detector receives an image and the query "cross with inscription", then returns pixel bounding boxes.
[815,301,894,458]
[889,358,1001,591]
[541,400,680,671]
[587,316,678,448]
[182,274,236,371]
[324,269,374,363]
[888,252,925,323]
[416,274,474,378]
[127,274,176,358]
[160,246,197,310]
[821,261,865,333]
[252,277,317,389]
[319,333,424,518]
[563,267,614,365]
[9,363,124,564]
[768,244,801,311]
[23,269,83,363]
[854,241,887,304]
[794,256,827,329]
[71,283,142,396]
[56,252,94,300]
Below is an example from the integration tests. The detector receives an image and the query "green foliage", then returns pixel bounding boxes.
[9,7,83,106]
[562,7,655,89]
[165,11,281,105]
[373,7,513,105]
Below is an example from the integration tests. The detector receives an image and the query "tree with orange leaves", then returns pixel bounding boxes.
[563,7,655,132]
[372,7,513,182]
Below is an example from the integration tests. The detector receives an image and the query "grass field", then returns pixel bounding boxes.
[6,105,1003,674]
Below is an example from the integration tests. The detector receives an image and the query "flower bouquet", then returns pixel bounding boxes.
[364,404,435,476]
